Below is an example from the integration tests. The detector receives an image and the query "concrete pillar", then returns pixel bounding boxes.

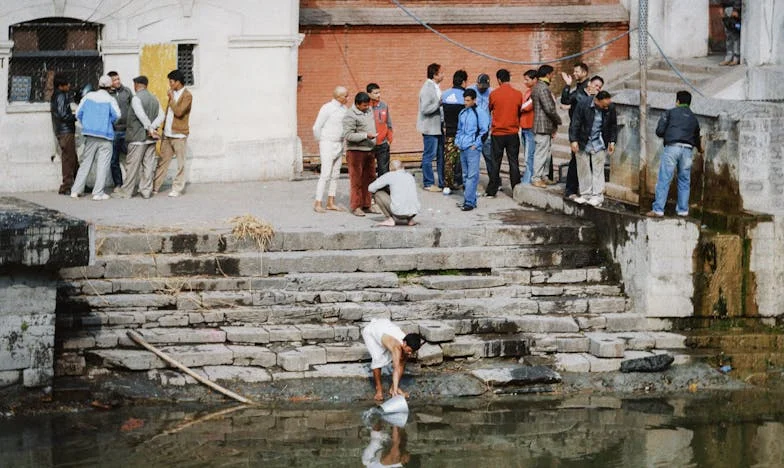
[628,0,710,59]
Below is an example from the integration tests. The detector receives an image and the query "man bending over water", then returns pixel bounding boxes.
[361,319,422,401]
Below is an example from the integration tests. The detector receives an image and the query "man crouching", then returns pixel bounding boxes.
[361,318,423,401]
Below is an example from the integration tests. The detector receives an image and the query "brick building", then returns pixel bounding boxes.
[298,0,630,159]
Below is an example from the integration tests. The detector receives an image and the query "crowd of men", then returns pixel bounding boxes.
[51,69,193,201]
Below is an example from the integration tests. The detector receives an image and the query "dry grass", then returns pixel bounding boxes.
[229,214,275,251]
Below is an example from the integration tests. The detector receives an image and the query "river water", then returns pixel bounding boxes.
[3,390,784,467]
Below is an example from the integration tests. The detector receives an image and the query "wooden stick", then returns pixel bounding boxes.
[126,330,255,405]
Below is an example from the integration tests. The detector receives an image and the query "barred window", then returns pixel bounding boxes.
[8,18,102,103]
[177,43,195,86]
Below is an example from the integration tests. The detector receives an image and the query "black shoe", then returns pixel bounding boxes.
[461,205,474,211]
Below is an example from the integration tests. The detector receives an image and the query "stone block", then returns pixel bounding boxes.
[255,290,295,306]
[311,363,370,378]
[136,328,226,344]
[88,350,166,370]
[277,350,309,371]
[538,299,588,314]
[588,336,625,358]
[554,353,590,372]
[338,303,364,321]
[556,335,590,353]
[322,342,369,362]
[265,325,302,342]
[417,321,455,342]
[297,345,327,365]
[616,332,656,350]
[296,324,334,341]
[59,263,106,280]
[222,326,270,344]
[23,367,53,387]
[106,311,145,326]
[645,295,693,318]
[158,314,189,327]
[318,291,347,303]
[228,345,276,367]
[649,332,687,349]
[285,272,398,291]
[419,275,507,290]
[90,330,119,348]
[441,336,484,358]
[202,365,271,383]
[417,343,443,366]
[482,336,529,358]
[511,316,579,333]
[222,307,268,324]
[604,313,647,331]
[530,285,565,296]
[588,297,628,314]
[61,334,96,350]
[333,324,361,342]
[493,268,532,284]
[55,353,85,376]
[576,315,607,330]
[0,370,20,387]
[161,344,234,367]
[200,291,253,308]
[644,318,673,331]
[586,355,622,372]
[531,334,556,353]
[176,293,203,310]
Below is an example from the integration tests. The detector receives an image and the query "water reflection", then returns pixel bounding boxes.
[2,391,784,467]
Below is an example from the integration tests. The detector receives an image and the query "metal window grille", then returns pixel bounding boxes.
[177,44,195,86]
[8,18,103,103]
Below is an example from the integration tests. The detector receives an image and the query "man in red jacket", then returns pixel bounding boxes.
[486,69,523,197]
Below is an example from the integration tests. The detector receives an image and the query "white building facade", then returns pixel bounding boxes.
[0,0,302,193]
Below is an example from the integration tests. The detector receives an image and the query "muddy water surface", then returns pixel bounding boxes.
[3,390,784,467]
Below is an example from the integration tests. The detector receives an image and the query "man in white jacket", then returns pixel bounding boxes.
[312,86,348,212]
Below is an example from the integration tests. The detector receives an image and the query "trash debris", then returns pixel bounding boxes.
[719,365,732,374]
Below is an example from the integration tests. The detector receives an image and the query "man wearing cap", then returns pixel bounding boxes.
[70,75,120,201]
[107,71,133,187]
[468,73,493,181]
[112,76,164,199]
[153,69,193,197]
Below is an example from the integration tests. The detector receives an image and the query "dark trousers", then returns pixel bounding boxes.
[486,134,521,196]
[374,142,390,178]
[347,149,375,211]
[444,136,463,189]
[565,152,579,196]
[111,132,127,186]
[57,133,78,194]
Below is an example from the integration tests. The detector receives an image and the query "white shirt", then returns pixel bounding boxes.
[164,88,186,139]
[313,99,347,142]
[368,170,421,217]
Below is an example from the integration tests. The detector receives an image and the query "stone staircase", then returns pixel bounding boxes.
[54,213,687,385]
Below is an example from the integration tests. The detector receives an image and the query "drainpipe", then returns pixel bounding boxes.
[638,0,649,212]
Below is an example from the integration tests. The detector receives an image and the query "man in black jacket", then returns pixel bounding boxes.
[50,73,78,195]
[647,90,702,217]
[562,74,604,199]
[568,90,616,207]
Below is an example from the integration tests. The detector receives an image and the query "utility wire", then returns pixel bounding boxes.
[390,0,635,66]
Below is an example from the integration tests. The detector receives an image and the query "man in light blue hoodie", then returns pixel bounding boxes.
[455,88,490,212]
[71,75,120,201]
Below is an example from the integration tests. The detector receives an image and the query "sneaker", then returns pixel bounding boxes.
[484,193,496,199]
[587,197,603,207]
[645,210,664,218]
[140,193,151,199]
[442,187,451,195]
[567,194,579,201]
[532,180,547,188]
[70,192,79,199]
[573,196,588,205]
[168,191,180,197]
[461,205,474,212]
[92,193,110,201]
[676,211,689,217]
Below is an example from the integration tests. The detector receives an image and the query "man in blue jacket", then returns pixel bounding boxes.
[71,75,121,201]
[455,88,490,211]
[647,90,702,217]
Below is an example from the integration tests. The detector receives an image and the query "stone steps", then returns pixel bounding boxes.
[94,222,595,256]
[60,244,598,279]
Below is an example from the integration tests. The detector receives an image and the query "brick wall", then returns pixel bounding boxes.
[298,23,629,156]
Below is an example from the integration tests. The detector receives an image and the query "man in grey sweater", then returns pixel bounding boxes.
[343,92,378,217]
[368,159,421,227]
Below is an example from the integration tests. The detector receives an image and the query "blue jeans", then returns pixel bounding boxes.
[652,145,693,214]
[481,138,492,177]
[520,129,535,184]
[460,147,481,208]
[111,131,127,186]
[422,134,444,188]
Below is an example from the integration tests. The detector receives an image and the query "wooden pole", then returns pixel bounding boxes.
[127,330,255,405]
